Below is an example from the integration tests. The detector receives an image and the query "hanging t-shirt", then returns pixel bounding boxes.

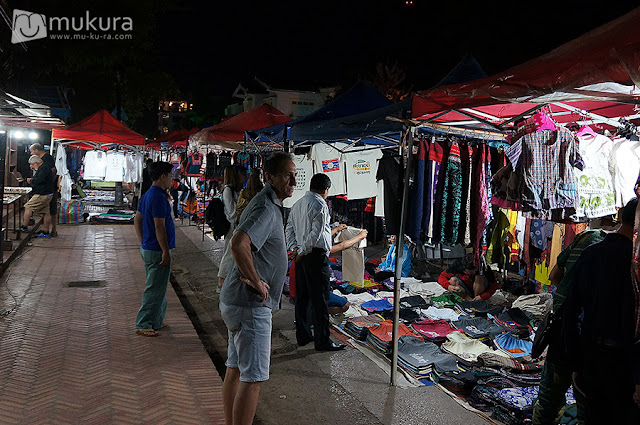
[610,137,640,207]
[104,151,125,182]
[343,148,383,200]
[311,142,347,196]
[124,152,143,183]
[374,179,385,217]
[83,150,107,181]
[575,133,617,218]
[187,151,203,176]
[283,154,314,208]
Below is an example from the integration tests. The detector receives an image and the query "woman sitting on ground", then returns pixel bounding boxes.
[438,259,499,301]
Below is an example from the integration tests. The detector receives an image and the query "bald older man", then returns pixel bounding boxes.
[21,155,54,238]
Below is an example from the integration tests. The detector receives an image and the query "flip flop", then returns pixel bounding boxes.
[136,328,159,337]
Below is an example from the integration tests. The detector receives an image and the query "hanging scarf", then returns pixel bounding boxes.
[440,141,463,245]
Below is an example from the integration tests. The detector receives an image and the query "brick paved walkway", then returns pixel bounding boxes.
[0,225,224,424]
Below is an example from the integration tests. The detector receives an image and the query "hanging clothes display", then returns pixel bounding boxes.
[376,155,402,235]
[440,141,463,245]
[83,150,107,181]
[504,126,584,220]
[186,150,203,176]
[574,133,617,218]
[423,137,444,243]
[311,142,347,196]
[104,150,126,182]
[343,148,384,200]
[406,138,426,241]
[123,151,144,184]
[610,136,640,207]
[283,153,315,208]
[55,143,72,201]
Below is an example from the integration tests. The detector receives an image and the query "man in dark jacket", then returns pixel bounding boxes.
[21,155,54,238]
[563,197,640,423]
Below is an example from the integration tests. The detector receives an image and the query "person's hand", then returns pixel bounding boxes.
[160,251,171,267]
[240,276,270,302]
[472,295,483,301]
[27,178,32,184]
[357,230,368,240]
[634,385,640,408]
[337,224,347,232]
[374,267,380,273]
[288,249,299,262]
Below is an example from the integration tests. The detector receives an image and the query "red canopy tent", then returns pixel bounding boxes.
[52,109,145,148]
[190,104,291,150]
[412,7,640,127]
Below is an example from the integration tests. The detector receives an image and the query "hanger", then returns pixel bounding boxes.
[576,125,596,138]
[534,110,557,132]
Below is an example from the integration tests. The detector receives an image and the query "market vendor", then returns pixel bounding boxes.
[365,235,411,281]
[437,259,499,301]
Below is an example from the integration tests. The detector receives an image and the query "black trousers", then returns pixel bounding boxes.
[295,248,331,348]
[574,342,640,424]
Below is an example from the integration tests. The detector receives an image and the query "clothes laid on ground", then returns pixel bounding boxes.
[404,280,447,298]
[398,295,428,309]
[361,298,393,313]
[494,332,533,358]
[366,320,418,354]
[441,331,509,364]
[431,293,463,307]
[411,319,459,343]
[420,305,461,321]
[453,317,505,339]
[344,315,383,340]
[457,300,503,316]
[511,294,552,319]
[398,336,460,377]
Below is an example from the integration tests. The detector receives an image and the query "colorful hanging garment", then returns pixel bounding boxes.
[463,144,474,245]
[440,141,463,245]
[424,138,443,242]
[407,137,426,241]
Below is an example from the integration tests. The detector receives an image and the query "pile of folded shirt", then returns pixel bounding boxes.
[411,319,459,344]
[361,298,394,313]
[366,320,418,355]
[456,300,504,316]
[344,315,383,340]
[511,293,553,319]
[452,316,505,340]
[397,336,455,379]
[431,292,463,308]
[420,305,462,321]
[431,369,478,396]
[494,332,534,359]
[441,332,510,366]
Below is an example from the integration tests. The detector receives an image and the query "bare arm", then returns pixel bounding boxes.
[331,223,347,236]
[134,212,143,243]
[153,217,170,266]
[330,229,367,254]
[231,230,270,301]
[549,264,564,287]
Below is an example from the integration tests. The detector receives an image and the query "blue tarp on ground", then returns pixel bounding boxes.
[245,81,392,144]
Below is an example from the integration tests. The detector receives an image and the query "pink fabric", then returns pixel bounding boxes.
[534,111,557,132]
[412,319,459,339]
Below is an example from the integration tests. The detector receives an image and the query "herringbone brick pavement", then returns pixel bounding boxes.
[0,225,224,424]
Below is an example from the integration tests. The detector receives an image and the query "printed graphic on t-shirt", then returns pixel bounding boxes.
[352,159,371,174]
[322,158,340,172]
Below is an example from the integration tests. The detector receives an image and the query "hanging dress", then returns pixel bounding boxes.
[440,141,463,245]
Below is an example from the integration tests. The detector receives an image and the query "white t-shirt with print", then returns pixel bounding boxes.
[343,148,383,200]
[104,151,125,182]
[311,142,347,196]
[83,150,107,181]
[283,154,315,208]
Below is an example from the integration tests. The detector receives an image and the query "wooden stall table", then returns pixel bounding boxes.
[4,187,32,241]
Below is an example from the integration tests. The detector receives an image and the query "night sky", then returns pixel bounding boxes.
[157,0,639,94]
[2,0,639,131]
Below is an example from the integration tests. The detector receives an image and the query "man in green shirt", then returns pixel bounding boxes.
[532,229,606,425]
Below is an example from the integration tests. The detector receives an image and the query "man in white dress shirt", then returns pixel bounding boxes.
[286,173,348,351]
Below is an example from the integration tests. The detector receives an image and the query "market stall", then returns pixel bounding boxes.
[52,110,145,221]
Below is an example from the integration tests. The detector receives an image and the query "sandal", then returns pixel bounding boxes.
[136,328,159,337]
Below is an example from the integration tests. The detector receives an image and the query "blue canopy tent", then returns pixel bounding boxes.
[285,98,412,149]
[245,81,393,147]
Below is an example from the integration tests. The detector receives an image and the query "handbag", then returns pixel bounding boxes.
[531,309,562,359]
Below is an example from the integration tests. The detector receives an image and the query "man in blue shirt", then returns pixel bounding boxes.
[134,161,175,337]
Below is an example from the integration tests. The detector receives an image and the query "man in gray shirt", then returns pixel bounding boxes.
[219,152,296,425]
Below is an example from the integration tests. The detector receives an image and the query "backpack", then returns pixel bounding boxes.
[205,197,230,240]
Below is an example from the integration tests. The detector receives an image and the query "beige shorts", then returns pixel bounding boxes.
[25,194,53,216]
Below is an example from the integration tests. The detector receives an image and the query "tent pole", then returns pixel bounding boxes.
[390,127,412,386]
